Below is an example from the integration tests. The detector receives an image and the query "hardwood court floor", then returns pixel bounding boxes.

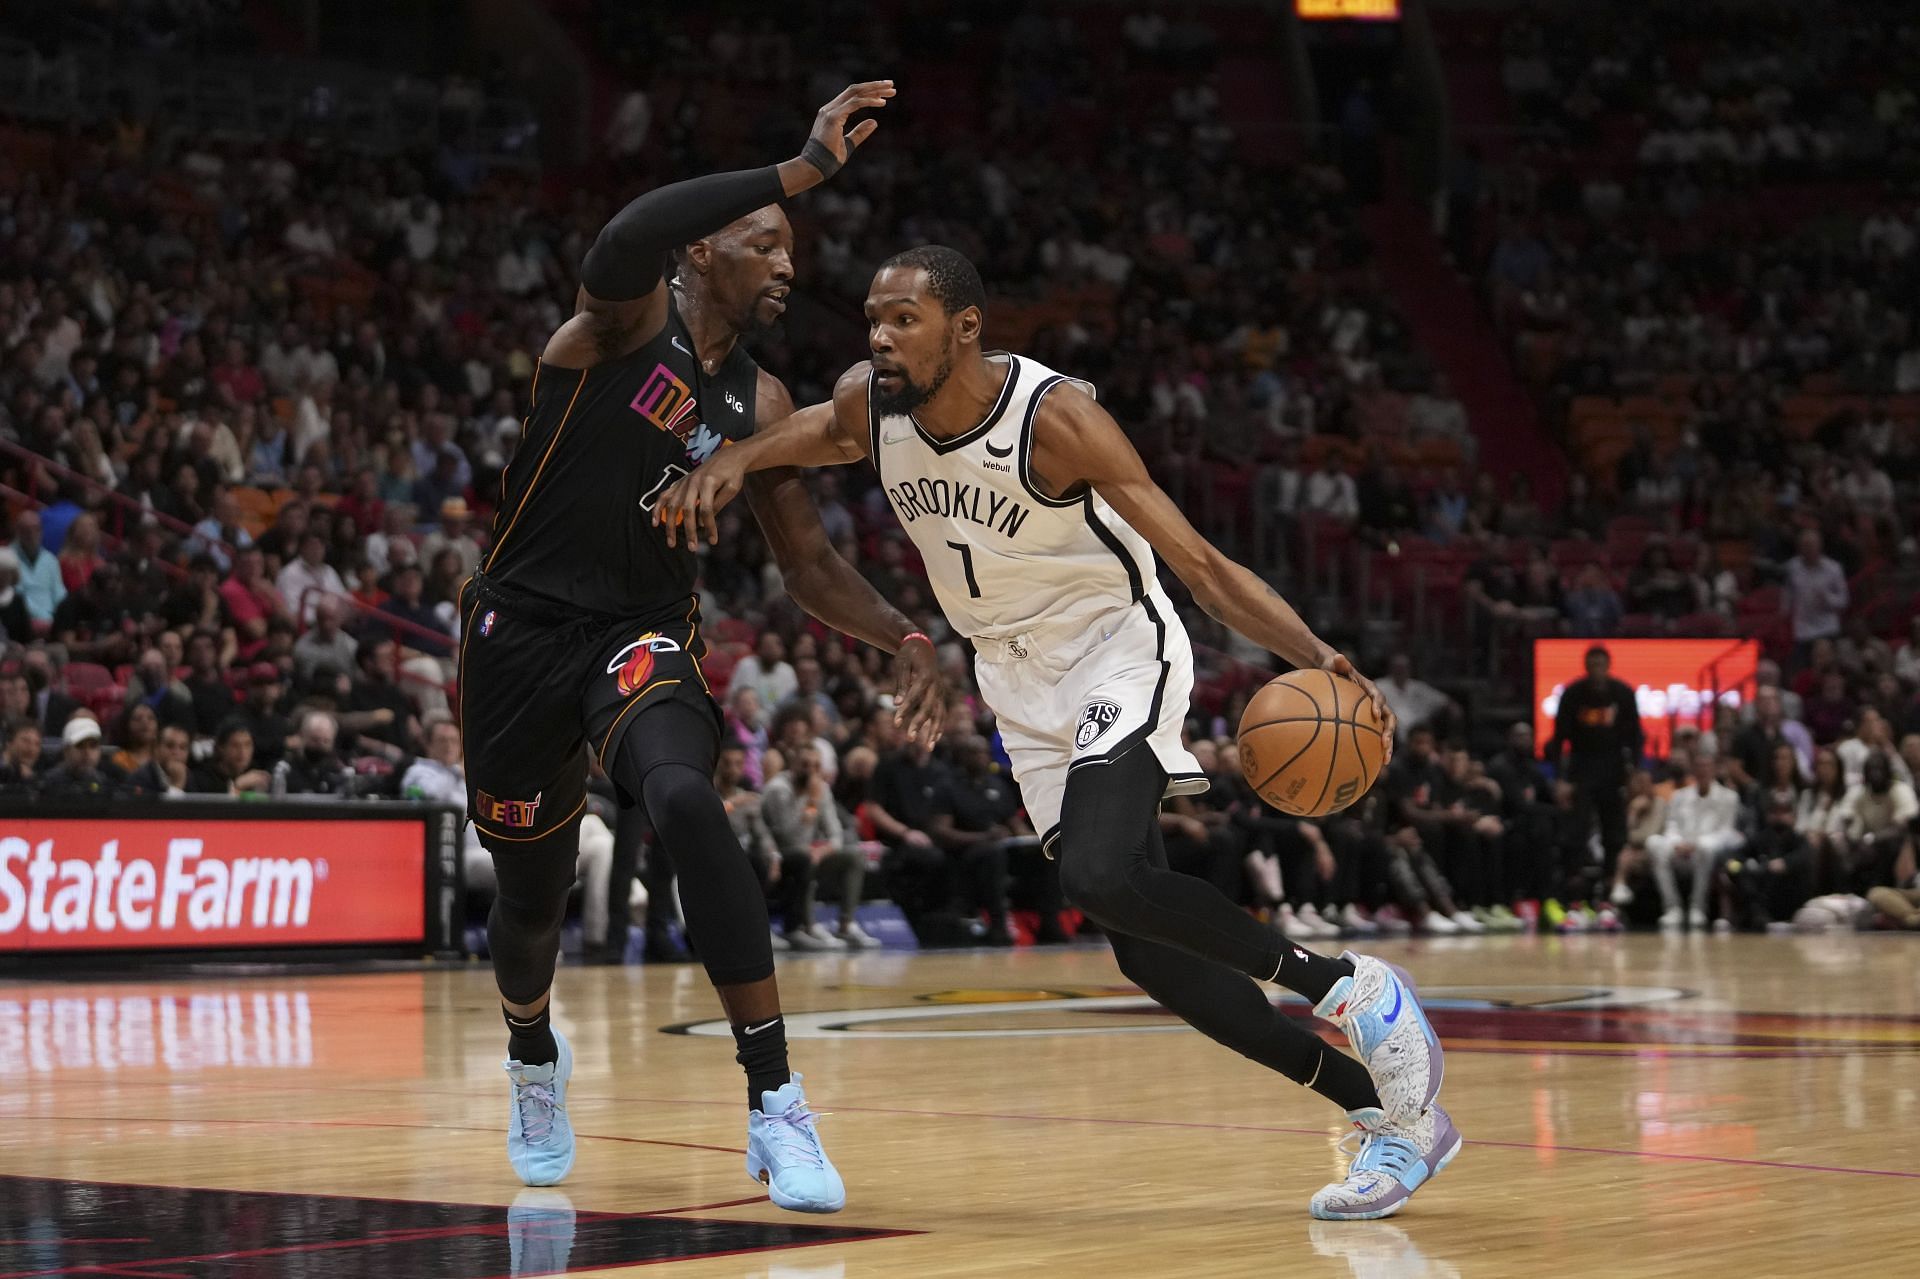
[3,933,1918,1277]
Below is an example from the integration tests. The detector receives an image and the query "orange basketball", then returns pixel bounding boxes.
[1237,669,1387,817]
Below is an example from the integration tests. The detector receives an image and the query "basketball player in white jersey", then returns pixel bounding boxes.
[657,245,1459,1219]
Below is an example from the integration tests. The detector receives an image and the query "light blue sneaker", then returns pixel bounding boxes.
[505,1028,575,1186]
[1312,951,1443,1125]
[746,1075,845,1213]
[1310,1103,1462,1220]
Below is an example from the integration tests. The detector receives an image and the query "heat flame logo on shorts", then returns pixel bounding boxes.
[606,633,684,697]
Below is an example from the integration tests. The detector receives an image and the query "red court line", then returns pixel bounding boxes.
[27,1113,746,1156]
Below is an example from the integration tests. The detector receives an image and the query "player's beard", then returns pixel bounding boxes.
[872,350,954,416]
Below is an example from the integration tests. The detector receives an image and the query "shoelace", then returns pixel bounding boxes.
[764,1098,826,1169]
[515,1079,560,1144]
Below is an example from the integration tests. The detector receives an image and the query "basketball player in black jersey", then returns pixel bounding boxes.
[462,81,942,1212]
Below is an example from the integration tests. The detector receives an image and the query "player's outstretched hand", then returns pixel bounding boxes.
[654,448,749,550]
[1322,651,1396,766]
[892,633,945,748]
[801,81,895,179]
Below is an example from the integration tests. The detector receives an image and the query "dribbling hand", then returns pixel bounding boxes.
[1321,651,1396,767]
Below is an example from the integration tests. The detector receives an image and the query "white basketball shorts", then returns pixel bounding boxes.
[971,586,1207,855]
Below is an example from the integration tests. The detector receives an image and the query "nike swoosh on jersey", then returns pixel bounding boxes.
[881,430,913,445]
[671,335,694,356]
[984,439,1014,458]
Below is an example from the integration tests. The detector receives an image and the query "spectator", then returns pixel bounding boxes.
[1378,653,1458,745]
[732,632,798,711]
[712,740,778,885]
[219,548,287,661]
[1780,528,1848,664]
[124,646,195,731]
[1303,457,1360,523]
[277,532,349,625]
[0,549,31,642]
[0,717,43,797]
[1720,794,1816,930]
[1648,747,1746,929]
[293,596,360,681]
[12,511,65,624]
[1837,708,1913,789]
[1546,644,1645,901]
[127,722,193,797]
[271,709,353,796]
[761,742,872,950]
[419,498,484,572]
[50,561,136,666]
[347,637,419,752]
[57,513,104,593]
[236,663,294,770]
[108,702,160,775]
[380,563,453,659]
[188,489,254,574]
[926,735,1025,946]
[39,715,121,800]
[1730,686,1814,783]
[1562,563,1624,635]
[1835,752,1919,894]
[181,630,236,735]
[188,720,272,796]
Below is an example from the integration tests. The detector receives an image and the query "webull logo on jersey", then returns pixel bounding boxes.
[607,633,683,696]
[886,477,1030,540]
[1076,699,1122,749]
[0,837,314,937]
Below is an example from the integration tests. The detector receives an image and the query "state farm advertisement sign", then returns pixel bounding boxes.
[0,817,426,952]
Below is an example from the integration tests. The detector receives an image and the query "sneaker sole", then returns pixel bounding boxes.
[1311,1122,1464,1221]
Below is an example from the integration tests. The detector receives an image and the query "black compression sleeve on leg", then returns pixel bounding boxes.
[484,817,588,1007]
[614,701,776,987]
[580,166,786,300]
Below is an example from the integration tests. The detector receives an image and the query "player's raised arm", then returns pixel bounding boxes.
[1030,386,1395,754]
[656,362,874,548]
[547,83,894,367]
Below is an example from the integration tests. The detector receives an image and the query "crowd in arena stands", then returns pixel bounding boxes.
[2,0,1916,951]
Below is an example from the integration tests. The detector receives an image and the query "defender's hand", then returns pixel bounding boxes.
[891,634,945,748]
[655,450,748,550]
[1322,651,1395,767]
[803,81,894,177]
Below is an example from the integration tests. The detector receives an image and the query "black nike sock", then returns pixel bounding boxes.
[733,1016,791,1111]
[1304,1040,1385,1113]
[1273,942,1356,1006]
[503,1003,559,1068]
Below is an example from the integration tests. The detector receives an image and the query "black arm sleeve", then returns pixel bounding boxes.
[579,165,787,301]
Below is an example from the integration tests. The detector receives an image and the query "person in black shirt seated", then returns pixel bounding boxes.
[347,635,421,753]
[187,719,271,796]
[50,561,138,667]
[39,715,122,800]
[272,709,354,797]
[181,629,236,738]
[871,728,965,942]
[379,562,453,659]
[236,662,295,770]
[127,722,193,797]
[0,548,33,643]
[0,716,44,797]
[927,734,1030,946]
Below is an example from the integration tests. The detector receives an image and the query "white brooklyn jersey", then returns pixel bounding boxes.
[869,353,1157,640]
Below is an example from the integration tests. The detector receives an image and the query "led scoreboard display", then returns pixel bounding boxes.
[1297,0,1402,19]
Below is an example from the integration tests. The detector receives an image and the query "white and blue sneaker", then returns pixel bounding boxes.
[1310,1103,1462,1220]
[746,1075,846,1213]
[1313,952,1443,1125]
[505,1028,576,1186]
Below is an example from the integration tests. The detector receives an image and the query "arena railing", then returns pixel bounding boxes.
[0,437,236,559]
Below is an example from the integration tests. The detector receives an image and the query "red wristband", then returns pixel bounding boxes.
[899,631,933,651]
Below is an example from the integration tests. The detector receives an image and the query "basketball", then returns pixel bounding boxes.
[1237,670,1387,817]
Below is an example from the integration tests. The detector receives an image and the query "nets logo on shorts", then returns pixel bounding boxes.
[1076,699,1122,749]
[607,633,684,697]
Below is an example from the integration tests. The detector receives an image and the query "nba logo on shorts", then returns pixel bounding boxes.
[1076,699,1121,749]
[479,609,496,637]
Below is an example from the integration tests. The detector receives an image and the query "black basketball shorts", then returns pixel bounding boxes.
[457,573,723,847]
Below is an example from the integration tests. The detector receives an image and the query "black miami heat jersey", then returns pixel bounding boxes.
[482,296,761,618]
